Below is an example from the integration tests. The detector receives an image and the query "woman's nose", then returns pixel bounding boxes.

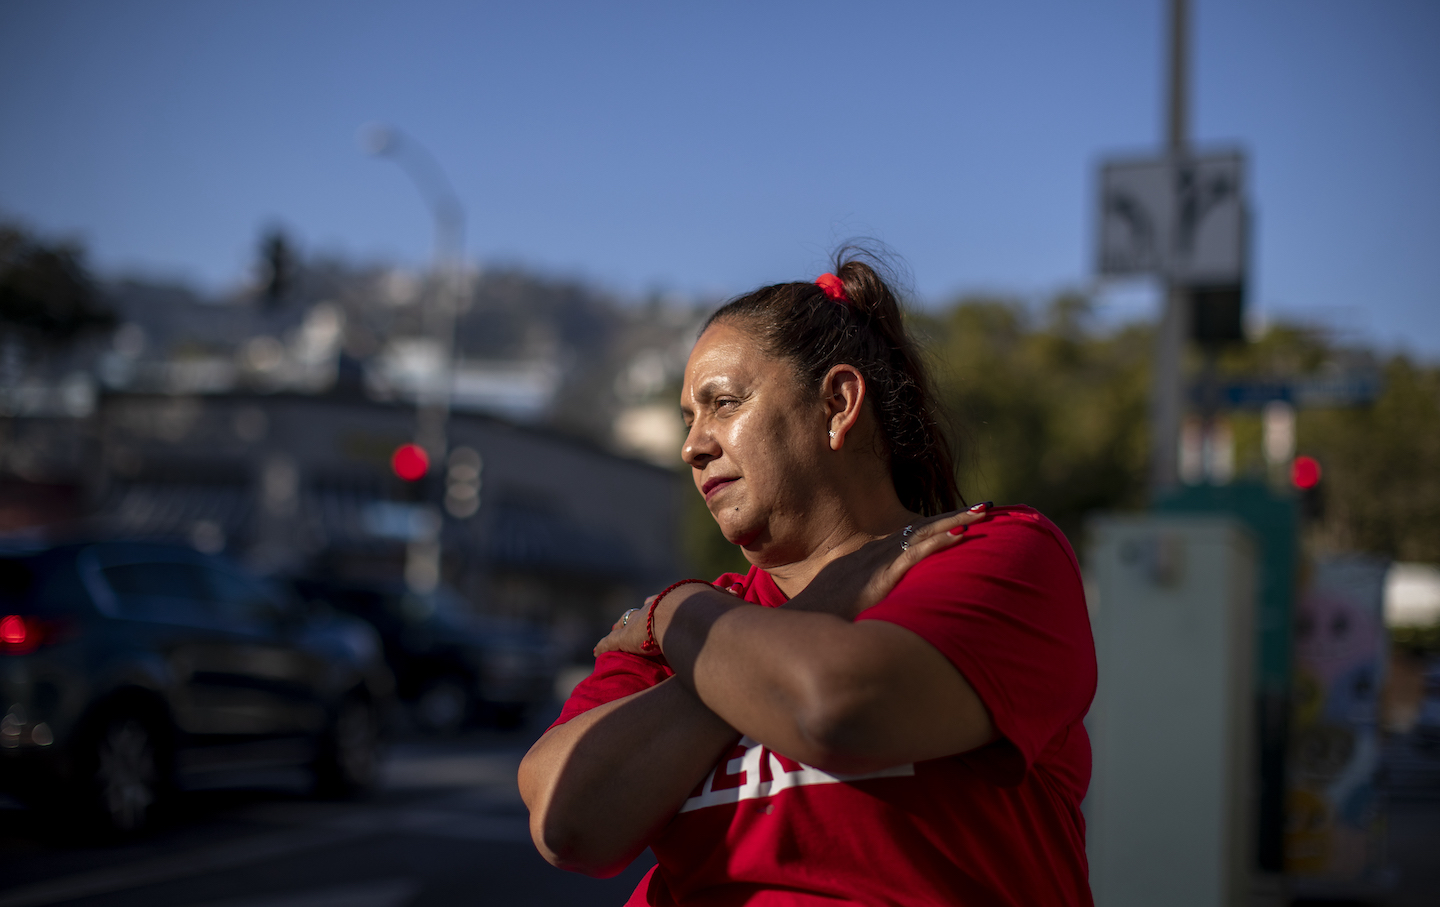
[682,423,719,467]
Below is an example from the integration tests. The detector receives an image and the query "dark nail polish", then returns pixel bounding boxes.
[969,501,992,512]
[948,525,967,536]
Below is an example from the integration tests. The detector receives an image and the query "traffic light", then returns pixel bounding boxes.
[259,228,297,303]
[444,447,482,518]
[391,443,429,482]
[1291,455,1324,521]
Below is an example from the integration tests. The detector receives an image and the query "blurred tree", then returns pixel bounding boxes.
[928,293,1152,543]
[1217,325,1440,561]
[1299,357,1440,562]
[0,224,113,342]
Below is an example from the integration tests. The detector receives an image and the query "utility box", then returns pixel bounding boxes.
[1086,515,1257,907]
[1154,482,1298,873]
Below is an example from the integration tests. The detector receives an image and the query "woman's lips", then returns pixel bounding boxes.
[702,476,738,499]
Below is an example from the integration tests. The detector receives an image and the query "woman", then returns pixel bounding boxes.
[518,256,1097,906]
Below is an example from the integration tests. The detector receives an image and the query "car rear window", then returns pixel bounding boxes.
[96,557,286,628]
[0,558,37,609]
[0,552,93,615]
[99,561,215,625]
[102,562,209,601]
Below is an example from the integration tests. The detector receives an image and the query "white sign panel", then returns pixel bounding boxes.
[1098,152,1247,284]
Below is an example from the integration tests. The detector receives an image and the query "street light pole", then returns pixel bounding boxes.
[1149,0,1190,495]
[363,125,466,592]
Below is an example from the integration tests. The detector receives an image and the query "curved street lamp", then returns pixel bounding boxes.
[362,124,467,592]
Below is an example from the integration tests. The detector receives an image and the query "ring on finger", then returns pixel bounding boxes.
[621,608,639,627]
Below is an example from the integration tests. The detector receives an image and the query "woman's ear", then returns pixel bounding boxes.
[821,364,866,450]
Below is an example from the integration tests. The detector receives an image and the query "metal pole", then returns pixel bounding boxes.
[364,125,465,592]
[1167,0,1189,152]
[1149,0,1189,495]
[1151,285,1187,492]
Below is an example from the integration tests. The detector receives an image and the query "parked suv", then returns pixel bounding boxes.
[0,540,394,834]
[290,579,554,734]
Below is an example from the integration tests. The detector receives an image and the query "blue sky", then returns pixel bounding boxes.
[1,0,1436,356]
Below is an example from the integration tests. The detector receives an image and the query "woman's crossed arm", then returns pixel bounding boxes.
[518,676,735,877]
[520,510,995,875]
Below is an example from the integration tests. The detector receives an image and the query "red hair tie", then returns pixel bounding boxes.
[815,273,849,304]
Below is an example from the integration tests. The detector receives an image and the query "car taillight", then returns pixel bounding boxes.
[0,615,71,655]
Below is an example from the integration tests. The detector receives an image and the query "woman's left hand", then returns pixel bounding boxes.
[788,503,994,622]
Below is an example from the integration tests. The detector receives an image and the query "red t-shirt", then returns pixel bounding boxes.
[552,506,1097,906]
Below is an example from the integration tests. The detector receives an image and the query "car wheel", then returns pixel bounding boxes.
[414,676,470,735]
[85,709,171,835]
[314,695,380,798]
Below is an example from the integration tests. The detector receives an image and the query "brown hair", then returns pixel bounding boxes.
[703,249,962,515]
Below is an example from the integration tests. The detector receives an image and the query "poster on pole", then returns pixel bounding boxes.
[1286,555,1389,881]
[1098,151,1247,285]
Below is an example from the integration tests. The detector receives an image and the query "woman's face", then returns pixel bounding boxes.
[680,321,829,553]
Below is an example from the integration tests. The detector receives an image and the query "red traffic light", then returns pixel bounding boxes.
[391,443,430,482]
[1291,455,1322,490]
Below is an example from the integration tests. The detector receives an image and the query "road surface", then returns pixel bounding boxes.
[0,720,653,907]
[3,721,1438,906]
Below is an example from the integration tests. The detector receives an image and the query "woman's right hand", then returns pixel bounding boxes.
[787,503,993,622]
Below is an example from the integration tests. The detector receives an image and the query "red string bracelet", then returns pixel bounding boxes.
[643,579,714,652]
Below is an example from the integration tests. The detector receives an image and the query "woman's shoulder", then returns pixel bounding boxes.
[912,505,1082,590]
